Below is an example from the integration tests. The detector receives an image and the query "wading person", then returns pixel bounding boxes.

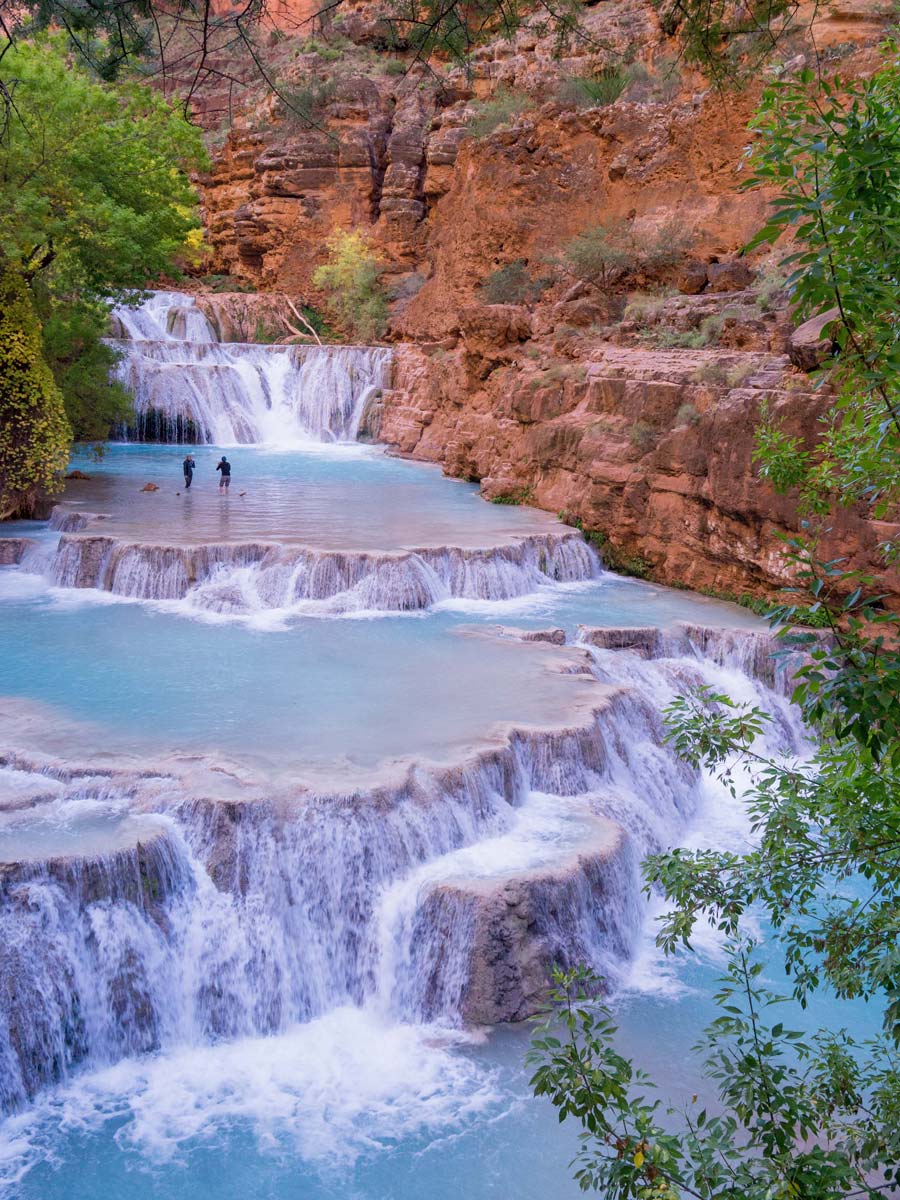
[182,452,196,490]
[216,455,232,492]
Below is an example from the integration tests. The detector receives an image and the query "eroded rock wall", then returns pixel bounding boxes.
[194,0,900,600]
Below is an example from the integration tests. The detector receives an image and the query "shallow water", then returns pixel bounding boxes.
[59,445,567,550]
[0,305,825,1200]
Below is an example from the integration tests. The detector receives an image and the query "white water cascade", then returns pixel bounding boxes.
[0,628,804,1115]
[108,291,391,445]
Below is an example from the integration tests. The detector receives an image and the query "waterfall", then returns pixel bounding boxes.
[0,629,804,1112]
[49,530,600,614]
[108,291,391,446]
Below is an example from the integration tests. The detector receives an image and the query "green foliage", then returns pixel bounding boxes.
[562,220,690,292]
[39,299,133,441]
[383,58,408,76]
[0,270,71,519]
[491,486,534,505]
[746,55,900,519]
[556,65,633,109]
[278,76,337,127]
[480,260,551,305]
[467,88,533,137]
[1,36,206,303]
[299,38,344,61]
[674,402,700,426]
[532,956,900,1199]
[584,529,652,578]
[312,229,389,342]
[628,420,657,453]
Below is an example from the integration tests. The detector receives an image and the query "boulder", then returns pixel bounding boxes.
[707,259,755,292]
[577,626,663,658]
[676,260,708,295]
[788,307,839,372]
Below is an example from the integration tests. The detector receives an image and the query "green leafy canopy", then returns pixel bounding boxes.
[1,34,207,302]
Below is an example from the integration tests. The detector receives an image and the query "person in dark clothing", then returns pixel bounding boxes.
[216,455,232,490]
[182,454,196,489]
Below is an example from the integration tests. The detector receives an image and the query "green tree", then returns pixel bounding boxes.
[530,47,900,1200]
[313,229,388,342]
[38,299,133,442]
[1,36,206,301]
[0,270,71,520]
[0,37,205,507]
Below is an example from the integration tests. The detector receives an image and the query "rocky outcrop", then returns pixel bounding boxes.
[410,817,635,1025]
[190,1,898,602]
[0,538,31,565]
[379,341,900,603]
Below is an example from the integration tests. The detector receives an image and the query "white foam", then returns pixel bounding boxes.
[0,1009,502,1191]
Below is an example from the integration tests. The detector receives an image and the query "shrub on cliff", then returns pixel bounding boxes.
[480,260,551,305]
[0,270,71,520]
[313,230,389,342]
[279,76,337,127]
[468,88,533,137]
[561,219,689,291]
[556,65,633,109]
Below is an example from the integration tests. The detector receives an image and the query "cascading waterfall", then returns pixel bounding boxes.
[0,630,805,1114]
[108,291,391,445]
[49,530,600,613]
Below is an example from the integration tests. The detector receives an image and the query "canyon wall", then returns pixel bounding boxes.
[195,0,900,600]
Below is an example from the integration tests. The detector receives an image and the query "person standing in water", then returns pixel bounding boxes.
[216,455,232,491]
[182,452,196,490]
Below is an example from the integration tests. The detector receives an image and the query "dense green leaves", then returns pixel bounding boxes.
[0,37,205,509]
[1,36,206,302]
[747,55,900,518]
[0,269,71,519]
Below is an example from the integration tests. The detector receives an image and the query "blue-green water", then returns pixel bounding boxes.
[2,443,870,1200]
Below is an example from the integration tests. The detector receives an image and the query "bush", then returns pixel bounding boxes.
[480,260,551,305]
[675,402,700,426]
[754,267,788,312]
[0,269,71,519]
[562,219,690,291]
[644,312,724,349]
[279,76,336,126]
[623,290,671,324]
[563,224,635,289]
[468,88,532,137]
[557,65,633,108]
[629,420,657,452]
[383,59,407,75]
[313,228,389,342]
[39,298,133,440]
[584,529,652,578]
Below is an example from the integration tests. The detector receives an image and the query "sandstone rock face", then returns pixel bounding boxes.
[191,0,896,601]
[379,341,900,604]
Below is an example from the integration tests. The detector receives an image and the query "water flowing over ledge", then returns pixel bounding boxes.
[45,527,599,613]
[0,622,803,1115]
[108,291,391,445]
